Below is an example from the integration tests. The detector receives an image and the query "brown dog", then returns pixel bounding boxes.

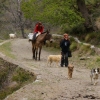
[68,64,74,79]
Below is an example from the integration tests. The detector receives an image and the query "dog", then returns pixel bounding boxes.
[90,68,100,85]
[68,64,74,79]
[47,55,61,67]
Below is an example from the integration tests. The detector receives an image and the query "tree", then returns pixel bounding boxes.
[0,0,26,38]
[77,0,96,31]
[16,0,26,38]
[22,0,84,25]
[8,0,26,38]
[21,0,99,32]
[0,0,7,32]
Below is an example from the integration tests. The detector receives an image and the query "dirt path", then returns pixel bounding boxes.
[4,38,100,100]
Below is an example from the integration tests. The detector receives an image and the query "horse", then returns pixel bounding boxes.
[31,30,52,60]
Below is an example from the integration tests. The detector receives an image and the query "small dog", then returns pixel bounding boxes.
[90,68,100,85]
[68,64,74,79]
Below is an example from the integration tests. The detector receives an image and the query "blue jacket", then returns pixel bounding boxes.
[60,39,70,53]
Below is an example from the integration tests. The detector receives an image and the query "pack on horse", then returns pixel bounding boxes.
[31,30,52,60]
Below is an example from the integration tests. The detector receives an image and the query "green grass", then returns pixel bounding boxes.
[12,67,36,84]
[0,42,16,59]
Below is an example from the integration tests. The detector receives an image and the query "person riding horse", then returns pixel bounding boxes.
[32,29,52,60]
[33,22,44,41]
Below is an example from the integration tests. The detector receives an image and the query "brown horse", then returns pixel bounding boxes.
[31,30,52,60]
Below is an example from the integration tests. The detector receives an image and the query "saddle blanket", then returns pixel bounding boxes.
[28,33,33,40]
[28,32,41,40]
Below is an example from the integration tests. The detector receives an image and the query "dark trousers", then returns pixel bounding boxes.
[33,33,37,40]
[61,52,68,67]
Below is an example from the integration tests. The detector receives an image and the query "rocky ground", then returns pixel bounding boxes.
[1,38,100,100]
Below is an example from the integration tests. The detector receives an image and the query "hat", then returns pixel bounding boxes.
[63,33,68,36]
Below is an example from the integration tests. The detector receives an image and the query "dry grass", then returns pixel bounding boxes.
[0,42,15,59]
[95,17,100,30]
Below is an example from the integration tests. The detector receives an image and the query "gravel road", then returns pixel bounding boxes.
[4,38,100,100]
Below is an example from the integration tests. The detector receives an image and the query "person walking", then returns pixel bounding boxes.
[60,33,71,67]
[33,22,44,41]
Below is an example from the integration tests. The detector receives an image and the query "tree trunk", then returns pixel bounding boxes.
[21,24,26,38]
[77,0,96,31]
[18,11,26,38]
[17,0,26,38]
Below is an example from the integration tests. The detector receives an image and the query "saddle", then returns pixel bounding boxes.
[36,32,41,37]
[32,32,41,43]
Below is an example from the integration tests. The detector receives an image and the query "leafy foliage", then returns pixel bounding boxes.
[21,0,84,27]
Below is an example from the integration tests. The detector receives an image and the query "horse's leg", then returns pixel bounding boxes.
[32,47,35,59]
[33,47,36,59]
[32,43,35,59]
[38,46,42,60]
[35,47,38,60]
[32,44,34,59]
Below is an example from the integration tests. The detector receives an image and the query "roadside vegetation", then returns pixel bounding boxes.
[0,58,36,100]
[0,41,15,59]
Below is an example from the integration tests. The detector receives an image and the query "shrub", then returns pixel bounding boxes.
[0,85,20,100]
[61,24,71,33]
[70,23,86,35]
[87,56,100,69]
[12,68,34,84]
[78,44,95,55]
[85,32,100,45]
[0,67,9,86]
[70,42,77,51]
[96,57,100,62]
[85,32,96,42]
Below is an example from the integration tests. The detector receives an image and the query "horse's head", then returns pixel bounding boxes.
[45,30,53,43]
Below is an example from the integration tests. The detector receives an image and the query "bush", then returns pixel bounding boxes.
[0,86,20,100]
[85,32,96,42]
[96,57,100,62]
[61,24,71,33]
[78,43,95,55]
[12,68,34,84]
[85,32,100,45]
[70,41,77,51]
[70,23,86,35]
[87,56,100,69]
